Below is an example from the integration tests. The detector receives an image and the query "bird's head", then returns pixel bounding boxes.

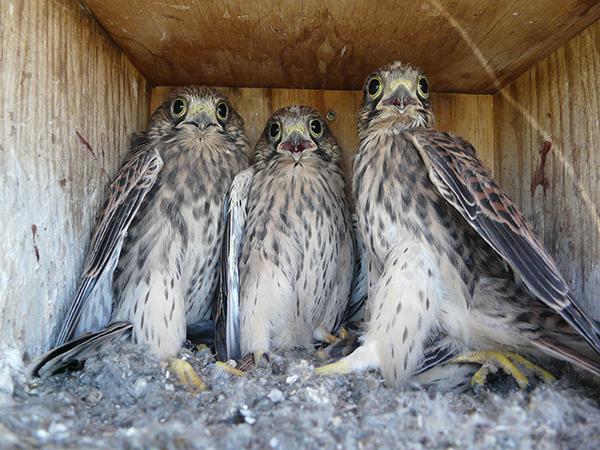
[255,105,341,166]
[148,86,246,145]
[357,61,434,138]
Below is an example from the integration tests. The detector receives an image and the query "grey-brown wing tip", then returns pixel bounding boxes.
[55,149,163,347]
[29,322,132,378]
[345,214,367,321]
[216,168,255,361]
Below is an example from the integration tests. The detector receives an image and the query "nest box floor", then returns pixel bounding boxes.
[1,343,600,449]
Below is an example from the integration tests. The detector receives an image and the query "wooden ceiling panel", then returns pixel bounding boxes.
[82,0,600,93]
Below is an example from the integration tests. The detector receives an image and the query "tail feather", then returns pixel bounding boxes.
[414,362,479,393]
[560,298,600,357]
[414,339,457,376]
[533,336,600,377]
[28,322,132,378]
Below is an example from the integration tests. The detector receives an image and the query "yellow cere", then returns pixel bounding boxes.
[285,124,308,136]
[188,102,213,117]
[388,78,414,92]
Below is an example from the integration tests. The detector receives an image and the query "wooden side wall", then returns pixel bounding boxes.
[494,20,600,316]
[151,87,495,188]
[0,0,151,356]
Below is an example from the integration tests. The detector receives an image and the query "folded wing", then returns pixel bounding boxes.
[344,214,368,321]
[214,168,255,361]
[55,139,163,346]
[406,129,600,356]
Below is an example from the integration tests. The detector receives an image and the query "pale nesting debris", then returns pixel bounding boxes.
[0,342,599,448]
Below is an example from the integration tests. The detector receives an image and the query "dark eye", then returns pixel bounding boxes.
[367,76,383,99]
[216,101,228,121]
[417,75,430,99]
[171,98,187,118]
[309,119,323,138]
[269,121,281,140]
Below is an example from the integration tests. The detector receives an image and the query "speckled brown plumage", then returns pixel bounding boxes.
[31,87,249,376]
[330,61,600,387]
[238,106,354,355]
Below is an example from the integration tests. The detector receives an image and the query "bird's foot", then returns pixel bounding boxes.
[314,327,340,345]
[506,352,557,384]
[215,361,246,377]
[169,358,206,393]
[452,350,556,389]
[237,351,269,372]
[315,358,352,375]
[315,342,378,375]
[314,326,349,345]
[316,331,360,361]
[338,327,350,340]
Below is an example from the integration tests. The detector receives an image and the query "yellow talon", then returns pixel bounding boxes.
[452,350,555,389]
[314,327,343,345]
[324,334,339,344]
[216,361,247,377]
[169,358,206,393]
[325,327,350,343]
[321,329,353,345]
[453,351,528,389]
[315,358,351,375]
[471,365,491,387]
[507,352,557,384]
[338,327,349,340]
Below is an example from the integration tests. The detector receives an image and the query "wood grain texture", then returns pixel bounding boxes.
[433,93,495,173]
[82,0,600,93]
[494,19,600,316]
[0,0,150,356]
[152,87,495,192]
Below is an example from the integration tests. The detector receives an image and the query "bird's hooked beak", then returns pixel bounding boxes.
[380,80,418,113]
[184,103,219,131]
[278,126,316,161]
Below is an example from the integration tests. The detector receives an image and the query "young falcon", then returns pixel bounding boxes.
[29,87,250,389]
[317,61,600,388]
[220,106,354,363]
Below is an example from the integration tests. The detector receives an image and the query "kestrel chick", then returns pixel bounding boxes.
[30,87,250,388]
[217,106,354,363]
[318,62,600,388]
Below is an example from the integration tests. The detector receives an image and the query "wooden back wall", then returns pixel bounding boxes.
[151,87,495,196]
